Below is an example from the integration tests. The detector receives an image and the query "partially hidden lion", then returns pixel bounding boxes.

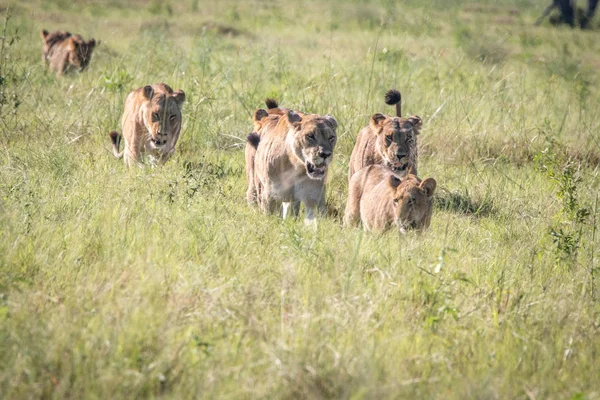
[109,83,185,166]
[41,29,97,75]
[245,100,337,225]
[245,98,301,205]
[344,165,436,233]
[348,89,422,182]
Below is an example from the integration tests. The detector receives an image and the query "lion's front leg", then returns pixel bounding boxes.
[302,193,324,228]
[343,191,361,228]
[304,202,318,229]
[259,186,279,215]
[282,201,300,219]
[295,179,326,227]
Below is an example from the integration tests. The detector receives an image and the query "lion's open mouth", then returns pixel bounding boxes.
[398,220,418,233]
[306,161,327,180]
[390,162,409,173]
[151,138,167,147]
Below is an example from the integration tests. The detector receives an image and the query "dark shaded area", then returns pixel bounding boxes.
[434,188,496,217]
[536,0,598,28]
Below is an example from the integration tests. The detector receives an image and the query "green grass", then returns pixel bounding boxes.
[1,0,600,398]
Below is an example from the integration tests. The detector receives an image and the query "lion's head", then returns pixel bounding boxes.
[284,110,338,180]
[66,35,97,72]
[140,84,186,152]
[370,113,421,177]
[389,174,436,233]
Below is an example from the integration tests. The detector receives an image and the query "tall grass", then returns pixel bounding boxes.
[0,0,599,398]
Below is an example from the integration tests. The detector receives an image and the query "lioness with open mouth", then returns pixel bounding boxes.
[246,101,337,226]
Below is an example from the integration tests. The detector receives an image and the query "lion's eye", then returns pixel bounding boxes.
[152,112,160,121]
[169,115,176,122]
[328,135,335,142]
[408,198,416,206]
[307,134,316,141]
[385,135,393,146]
[393,198,399,206]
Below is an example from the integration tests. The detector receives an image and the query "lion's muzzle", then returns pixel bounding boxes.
[305,150,332,180]
[306,161,327,179]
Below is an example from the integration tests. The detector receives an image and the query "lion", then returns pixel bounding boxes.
[109,83,185,166]
[348,89,422,182]
[41,29,97,75]
[344,165,436,233]
[245,100,337,225]
[245,98,303,205]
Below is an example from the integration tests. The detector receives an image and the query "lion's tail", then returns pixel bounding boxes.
[265,98,279,110]
[247,132,261,150]
[109,131,124,159]
[385,89,402,117]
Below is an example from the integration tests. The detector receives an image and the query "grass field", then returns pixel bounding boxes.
[1,0,600,398]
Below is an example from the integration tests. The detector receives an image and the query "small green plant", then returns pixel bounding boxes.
[535,130,590,267]
[0,11,22,120]
[100,67,132,93]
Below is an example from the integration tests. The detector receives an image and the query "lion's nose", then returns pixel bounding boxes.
[319,150,332,159]
[397,152,407,160]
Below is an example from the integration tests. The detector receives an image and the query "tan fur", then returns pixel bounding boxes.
[109,83,185,166]
[41,29,97,75]
[245,99,304,205]
[348,90,422,182]
[245,101,338,225]
[344,165,436,233]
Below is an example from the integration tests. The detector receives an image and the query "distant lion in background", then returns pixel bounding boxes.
[41,29,98,75]
[109,83,186,167]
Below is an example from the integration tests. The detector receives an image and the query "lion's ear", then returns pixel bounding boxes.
[389,175,401,189]
[420,178,436,198]
[143,85,154,100]
[407,115,422,132]
[172,89,185,105]
[285,110,303,128]
[323,114,338,130]
[254,109,268,122]
[41,29,49,41]
[370,113,386,131]
[87,39,97,48]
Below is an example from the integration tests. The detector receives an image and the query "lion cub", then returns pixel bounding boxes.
[109,83,185,166]
[245,99,337,225]
[344,165,436,233]
[348,89,422,182]
[41,29,97,75]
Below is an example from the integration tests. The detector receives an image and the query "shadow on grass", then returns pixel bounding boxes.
[434,188,496,217]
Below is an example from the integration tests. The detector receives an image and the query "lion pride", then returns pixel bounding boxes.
[109,83,185,166]
[41,29,97,75]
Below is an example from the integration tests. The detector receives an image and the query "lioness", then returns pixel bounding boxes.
[41,29,97,75]
[109,83,185,166]
[246,102,337,225]
[348,89,422,182]
[245,98,303,205]
[344,165,436,233]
